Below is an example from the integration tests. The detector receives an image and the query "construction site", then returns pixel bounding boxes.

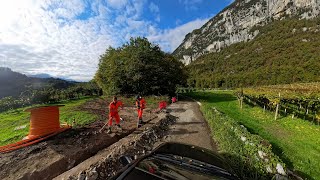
[0,97,214,180]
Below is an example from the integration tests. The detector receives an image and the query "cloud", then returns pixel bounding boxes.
[0,0,136,81]
[0,0,210,81]
[105,0,128,9]
[149,2,160,22]
[149,2,159,13]
[179,0,203,11]
[148,17,209,52]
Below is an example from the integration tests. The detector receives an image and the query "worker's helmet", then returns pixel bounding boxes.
[136,95,141,100]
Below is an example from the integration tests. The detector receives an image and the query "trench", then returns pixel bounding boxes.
[54,113,176,180]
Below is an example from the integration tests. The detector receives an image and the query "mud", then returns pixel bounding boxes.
[54,113,176,180]
[0,99,156,180]
[1,98,214,180]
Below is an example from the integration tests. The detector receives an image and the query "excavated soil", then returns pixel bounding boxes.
[1,98,215,180]
[0,99,157,180]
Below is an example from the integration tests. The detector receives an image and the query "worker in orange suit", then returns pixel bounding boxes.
[107,96,123,133]
[136,95,146,128]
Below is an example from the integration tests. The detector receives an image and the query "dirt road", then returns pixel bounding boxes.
[159,98,217,151]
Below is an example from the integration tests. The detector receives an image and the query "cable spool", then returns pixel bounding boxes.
[25,105,65,139]
[0,105,71,153]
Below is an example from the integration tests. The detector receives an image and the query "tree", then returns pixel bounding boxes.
[94,37,187,95]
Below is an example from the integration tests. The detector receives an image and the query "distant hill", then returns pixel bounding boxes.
[28,73,54,79]
[0,67,76,99]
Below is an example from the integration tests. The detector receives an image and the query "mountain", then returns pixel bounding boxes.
[28,73,54,79]
[186,17,320,88]
[28,73,77,82]
[173,0,320,65]
[0,67,75,99]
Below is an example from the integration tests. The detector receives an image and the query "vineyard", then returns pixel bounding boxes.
[239,82,320,125]
[186,90,320,179]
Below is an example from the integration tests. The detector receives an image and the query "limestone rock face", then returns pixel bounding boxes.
[173,0,320,65]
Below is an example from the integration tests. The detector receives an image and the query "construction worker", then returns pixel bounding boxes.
[106,96,123,133]
[136,95,146,128]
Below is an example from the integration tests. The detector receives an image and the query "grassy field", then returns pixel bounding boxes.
[0,95,168,146]
[187,91,320,180]
[0,97,98,146]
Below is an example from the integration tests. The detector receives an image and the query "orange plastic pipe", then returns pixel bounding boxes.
[0,105,71,153]
[0,128,70,153]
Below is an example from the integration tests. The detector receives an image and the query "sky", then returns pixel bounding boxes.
[0,0,232,81]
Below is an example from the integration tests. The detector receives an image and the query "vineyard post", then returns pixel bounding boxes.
[275,92,280,120]
[284,108,287,115]
[313,111,315,123]
[317,111,319,125]
[240,87,243,109]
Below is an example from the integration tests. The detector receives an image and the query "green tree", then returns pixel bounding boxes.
[95,37,187,95]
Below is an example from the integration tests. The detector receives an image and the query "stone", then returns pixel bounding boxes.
[266,165,272,173]
[240,136,246,142]
[86,168,98,180]
[77,172,86,180]
[276,163,286,175]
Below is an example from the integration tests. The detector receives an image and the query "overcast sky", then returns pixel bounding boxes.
[0,0,232,81]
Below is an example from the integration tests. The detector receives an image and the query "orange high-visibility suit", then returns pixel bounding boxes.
[108,101,123,126]
[136,98,146,119]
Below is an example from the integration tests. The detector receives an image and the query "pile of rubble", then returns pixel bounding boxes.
[55,113,176,180]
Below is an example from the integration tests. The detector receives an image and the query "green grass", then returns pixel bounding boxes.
[0,95,168,146]
[0,97,97,146]
[186,91,320,180]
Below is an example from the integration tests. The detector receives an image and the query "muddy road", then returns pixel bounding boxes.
[157,98,217,151]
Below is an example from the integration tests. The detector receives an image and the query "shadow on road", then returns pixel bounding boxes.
[166,108,186,113]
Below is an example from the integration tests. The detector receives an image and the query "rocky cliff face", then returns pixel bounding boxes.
[173,0,320,65]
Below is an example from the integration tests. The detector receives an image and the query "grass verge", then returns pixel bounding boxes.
[186,91,320,180]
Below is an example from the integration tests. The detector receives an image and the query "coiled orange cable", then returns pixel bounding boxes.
[0,105,71,153]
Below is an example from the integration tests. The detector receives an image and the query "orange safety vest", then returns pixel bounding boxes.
[109,101,123,113]
[136,98,146,109]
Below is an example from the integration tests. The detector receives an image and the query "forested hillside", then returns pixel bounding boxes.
[0,67,74,98]
[0,67,102,112]
[187,18,320,88]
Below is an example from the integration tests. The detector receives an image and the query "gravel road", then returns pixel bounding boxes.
[159,98,217,151]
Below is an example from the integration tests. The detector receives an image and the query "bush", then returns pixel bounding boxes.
[95,37,187,95]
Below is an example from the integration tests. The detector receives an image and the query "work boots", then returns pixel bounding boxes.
[137,119,145,128]
[106,127,112,134]
[117,124,122,132]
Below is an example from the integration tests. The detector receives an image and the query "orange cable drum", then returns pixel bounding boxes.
[26,106,63,139]
[0,105,71,153]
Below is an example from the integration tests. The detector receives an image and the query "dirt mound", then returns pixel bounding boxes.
[0,99,157,180]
